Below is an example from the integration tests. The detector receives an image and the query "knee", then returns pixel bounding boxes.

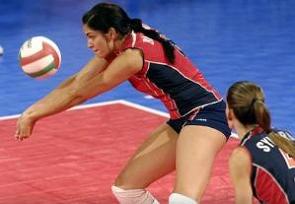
[113,172,138,189]
[114,171,149,189]
[113,174,126,188]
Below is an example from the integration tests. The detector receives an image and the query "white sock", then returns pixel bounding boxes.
[168,193,197,204]
[111,185,160,204]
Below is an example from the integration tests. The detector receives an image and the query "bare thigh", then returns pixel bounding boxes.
[114,122,178,189]
[174,125,226,201]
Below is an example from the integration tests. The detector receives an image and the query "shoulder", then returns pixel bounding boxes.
[121,48,143,57]
[230,147,252,166]
[229,147,252,177]
[106,48,143,76]
[118,48,143,68]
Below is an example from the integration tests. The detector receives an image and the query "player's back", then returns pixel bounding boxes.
[120,31,222,119]
[241,128,295,204]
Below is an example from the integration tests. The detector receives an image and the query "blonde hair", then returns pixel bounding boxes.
[227,81,295,158]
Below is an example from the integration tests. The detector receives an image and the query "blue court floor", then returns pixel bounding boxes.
[1,0,295,132]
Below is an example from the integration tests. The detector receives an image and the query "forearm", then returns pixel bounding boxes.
[22,76,85,121]
[21,50,142,121]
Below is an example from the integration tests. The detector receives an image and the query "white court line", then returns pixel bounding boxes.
[0,100,238,138]
[70,99,169,118]
[70,100,126,110]
[0,114,20,120]
[118,100,169,118]
[0,100,168,120]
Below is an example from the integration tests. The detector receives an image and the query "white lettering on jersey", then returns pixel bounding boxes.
[279,149,295,169]
[256,142,271,152]
[256,137,275,152]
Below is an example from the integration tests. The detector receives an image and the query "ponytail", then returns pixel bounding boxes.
[227,81,295,158]
[130,18,175,64]
[129,19,142,32]
[269,132,295,158]
[252,99,271,133]
[253,100,295,158]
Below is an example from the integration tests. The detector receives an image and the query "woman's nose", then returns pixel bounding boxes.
[87,39,93,48]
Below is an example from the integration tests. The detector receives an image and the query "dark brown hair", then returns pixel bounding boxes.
[82,2,175,64]
[227,81,295,158]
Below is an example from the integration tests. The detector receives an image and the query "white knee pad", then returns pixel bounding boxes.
[168,193,197,204]
[111,185,159,204]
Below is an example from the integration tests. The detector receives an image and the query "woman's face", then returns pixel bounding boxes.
[83,24,113,58]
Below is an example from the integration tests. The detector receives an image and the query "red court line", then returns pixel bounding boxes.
[0,101,238,203]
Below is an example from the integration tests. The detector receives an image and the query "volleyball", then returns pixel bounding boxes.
[19,36,61,79]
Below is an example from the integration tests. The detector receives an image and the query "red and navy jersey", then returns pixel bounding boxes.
[241,127,295,204]
[118,31,222,119]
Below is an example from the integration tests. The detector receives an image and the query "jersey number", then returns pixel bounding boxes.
[279,149,295,169]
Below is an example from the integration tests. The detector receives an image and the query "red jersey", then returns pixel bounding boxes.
[119,31,222,119]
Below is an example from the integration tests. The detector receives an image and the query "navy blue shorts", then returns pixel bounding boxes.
[167,101,231,139]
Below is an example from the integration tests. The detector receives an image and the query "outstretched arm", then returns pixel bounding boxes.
[229,147,253,204]
[15,49,143,140]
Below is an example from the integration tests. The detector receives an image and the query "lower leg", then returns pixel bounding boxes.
[112,123,177,203]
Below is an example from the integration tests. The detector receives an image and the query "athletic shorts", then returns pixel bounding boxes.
[167,101,231,139]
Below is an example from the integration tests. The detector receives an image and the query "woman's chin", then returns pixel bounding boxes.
[94,51,104,58]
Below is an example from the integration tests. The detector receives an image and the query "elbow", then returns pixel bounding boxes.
[70,74,111,102]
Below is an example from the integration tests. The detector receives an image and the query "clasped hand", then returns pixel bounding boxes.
[15,113,36,141]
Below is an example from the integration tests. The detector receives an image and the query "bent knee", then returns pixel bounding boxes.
[113,174,128,189]
[114,173,144,189]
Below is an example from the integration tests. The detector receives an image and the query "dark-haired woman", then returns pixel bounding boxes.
[15,3,231,203]
[226,81,295,204]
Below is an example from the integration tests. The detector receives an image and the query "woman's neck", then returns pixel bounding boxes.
[114,33,130,53]
[105,33,130,62]
[235,121,258,140]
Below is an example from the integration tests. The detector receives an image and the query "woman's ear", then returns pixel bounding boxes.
[227,108,235,129]
[105,27,118,41]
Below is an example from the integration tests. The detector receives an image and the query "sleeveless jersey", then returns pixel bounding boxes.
[118,31,222,119]
[241,127,295,203]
